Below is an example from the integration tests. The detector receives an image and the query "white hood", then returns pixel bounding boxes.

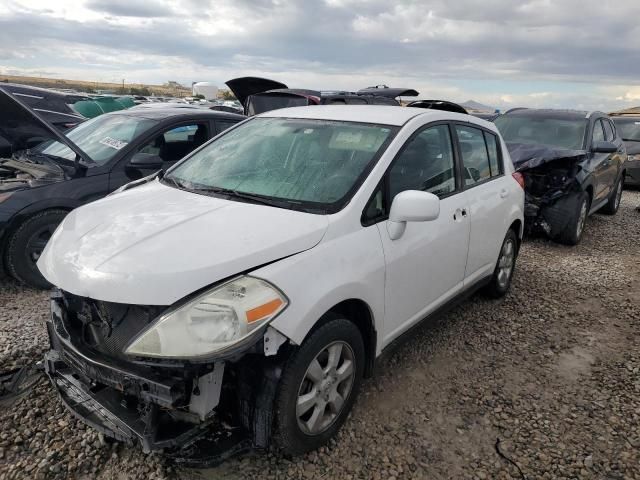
[38,180,328,305]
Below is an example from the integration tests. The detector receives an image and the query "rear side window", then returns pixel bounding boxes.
[483,131,502,176]
[456,125,492,186]
[592,120,605,143]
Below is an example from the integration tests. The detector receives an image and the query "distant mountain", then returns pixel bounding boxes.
[460,100,496,113]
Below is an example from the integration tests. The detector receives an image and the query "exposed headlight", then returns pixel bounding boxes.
[125,276,288,359]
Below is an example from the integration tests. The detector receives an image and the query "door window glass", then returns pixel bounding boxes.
[389,125,456,200]
[456,125,491,186]
[138,123,208,163]
[592,120,605,143]
[483,131,502,177]
[602,119,615,141]
[215,120,238,134]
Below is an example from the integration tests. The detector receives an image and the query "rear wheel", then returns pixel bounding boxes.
[484,229,518,298]
[557,192,589,246]
[5,210,67,289]
[599,176,623,215]
[273,317,364,456]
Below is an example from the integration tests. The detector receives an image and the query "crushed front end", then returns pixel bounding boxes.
[44,289,286,466]
[507,143,588,238]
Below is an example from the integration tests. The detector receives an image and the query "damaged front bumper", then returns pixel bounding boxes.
[43,290,284,465]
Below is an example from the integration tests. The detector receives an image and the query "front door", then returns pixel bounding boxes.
[375,124,470,345]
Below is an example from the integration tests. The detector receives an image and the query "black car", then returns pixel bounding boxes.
[610,115,640,186]
[494,109,626,245]
[0,88,244,288]
[225,77,418,116]
[0,82,88,131]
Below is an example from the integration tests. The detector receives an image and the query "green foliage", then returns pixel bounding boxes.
[221,90,237,101]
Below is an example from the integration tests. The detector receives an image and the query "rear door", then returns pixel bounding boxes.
[370,123,470,344]
[454,123,512,284]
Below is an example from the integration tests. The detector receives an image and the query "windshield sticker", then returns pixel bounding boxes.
[99,137,128,150]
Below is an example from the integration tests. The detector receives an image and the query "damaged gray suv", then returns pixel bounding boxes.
[495,109,626,244]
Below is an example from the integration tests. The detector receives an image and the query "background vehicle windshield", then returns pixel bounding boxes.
[612,118,640,141]
[494,115,587,150]
[34,114,158,165]
[166,117,395,209]
[247,94,310,116]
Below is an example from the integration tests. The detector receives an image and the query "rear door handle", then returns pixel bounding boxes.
[500,189,509,198]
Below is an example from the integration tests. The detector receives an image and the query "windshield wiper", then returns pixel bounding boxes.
[199,186,302,209]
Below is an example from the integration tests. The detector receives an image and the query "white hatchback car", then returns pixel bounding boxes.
[39,106,524,462]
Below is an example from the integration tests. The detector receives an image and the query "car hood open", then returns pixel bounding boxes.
[0,88,90,163]
[37,180,329,305]
[225,77,288,106]
[506,142,587,171]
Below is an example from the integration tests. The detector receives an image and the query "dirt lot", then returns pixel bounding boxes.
[0,191,638,480]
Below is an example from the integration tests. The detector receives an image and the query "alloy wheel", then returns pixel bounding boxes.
[296,341,356,435]
[497,239,515,289]
[576,199,588,240]
[26,225,56,264]
[614,180,622,211]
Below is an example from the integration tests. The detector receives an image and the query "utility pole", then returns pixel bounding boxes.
[122,78,125,93]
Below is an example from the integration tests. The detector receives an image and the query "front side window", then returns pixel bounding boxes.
[165,117,396,212]
[456,125,491,186]
[137,123,209,164]
[34,114,158,165]
[494,114,587,150]
[592,120,605,143]
[602,119,615,141]
[388,125,456,200]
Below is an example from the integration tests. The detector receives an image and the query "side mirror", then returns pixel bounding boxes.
[128,152,163,170]
[592,141,617,154]
[387,190,440,240]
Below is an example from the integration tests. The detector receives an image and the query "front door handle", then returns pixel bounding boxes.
[453,208,468,221]
[500,189,509,198]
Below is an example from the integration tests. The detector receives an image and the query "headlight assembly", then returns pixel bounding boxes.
[125,276,288,359]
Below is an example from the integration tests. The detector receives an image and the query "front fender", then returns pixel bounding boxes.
[253,224,386,355]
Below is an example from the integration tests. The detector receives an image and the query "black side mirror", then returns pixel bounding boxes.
[592,141,617,154]
[128,152,163,170]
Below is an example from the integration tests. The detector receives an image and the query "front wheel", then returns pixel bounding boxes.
[273,317,365,456]
[557,192,589,245]
[4,210,67,289]
[483,229,518,298]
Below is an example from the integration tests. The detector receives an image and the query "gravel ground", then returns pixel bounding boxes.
[0,190,638,480]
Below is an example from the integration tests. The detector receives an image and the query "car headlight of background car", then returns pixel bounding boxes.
[125,276,288,358]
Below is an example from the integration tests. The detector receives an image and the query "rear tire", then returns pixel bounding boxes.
[483,229,518,298]
[599,176,623,215]
[5,210,67,289]
[273,317,365,456]
[557,192,589,246]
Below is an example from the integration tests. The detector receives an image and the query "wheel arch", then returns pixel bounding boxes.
[304,298,377,378]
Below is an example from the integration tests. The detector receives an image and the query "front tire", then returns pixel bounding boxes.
[484,229,518,298]
[557,192,589,246]
[599,176,623,215]
[273,317,365,456]
[4,210,67,289]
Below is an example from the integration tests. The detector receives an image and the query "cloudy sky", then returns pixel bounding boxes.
[1,0,640,110]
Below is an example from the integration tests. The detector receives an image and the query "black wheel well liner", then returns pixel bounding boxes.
[508,219,522,254]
